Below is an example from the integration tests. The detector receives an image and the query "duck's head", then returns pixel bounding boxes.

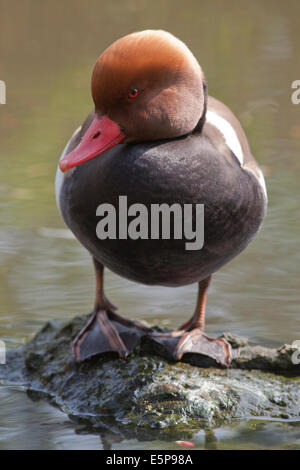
[60,30,206,172]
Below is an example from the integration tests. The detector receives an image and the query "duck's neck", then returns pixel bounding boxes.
[192,79,208,134]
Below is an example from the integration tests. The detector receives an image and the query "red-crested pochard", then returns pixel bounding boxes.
[56,30,267,367]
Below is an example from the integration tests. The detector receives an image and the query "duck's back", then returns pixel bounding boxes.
[58,98,266,287]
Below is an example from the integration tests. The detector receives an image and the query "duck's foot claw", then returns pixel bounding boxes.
[148,329,232,367]
[72,309,150,362]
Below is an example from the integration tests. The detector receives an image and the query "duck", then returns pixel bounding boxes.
[55,30,267,367]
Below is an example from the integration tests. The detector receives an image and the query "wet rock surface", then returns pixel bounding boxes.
[1,315,299,438]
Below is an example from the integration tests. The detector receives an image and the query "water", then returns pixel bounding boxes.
[0,0,299,449]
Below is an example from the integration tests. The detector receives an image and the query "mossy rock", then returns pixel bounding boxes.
[1,315,299,439]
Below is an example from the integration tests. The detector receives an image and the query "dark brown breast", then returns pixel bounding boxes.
[59,129,266,287]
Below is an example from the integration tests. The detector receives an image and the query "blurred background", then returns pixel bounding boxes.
[0,0,299,450]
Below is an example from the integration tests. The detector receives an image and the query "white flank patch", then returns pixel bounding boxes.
[39,227,75,240]
[257,168,268,201]
[206,110,244,165]
[55,127,81,213]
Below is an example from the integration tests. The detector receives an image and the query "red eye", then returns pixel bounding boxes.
[128,88,139,99]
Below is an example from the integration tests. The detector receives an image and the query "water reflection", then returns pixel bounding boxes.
[1,384,299,450]
[0,0,300,450]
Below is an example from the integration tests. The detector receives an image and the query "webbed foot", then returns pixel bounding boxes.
[149,328,232,367]
[72,309,150,361]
